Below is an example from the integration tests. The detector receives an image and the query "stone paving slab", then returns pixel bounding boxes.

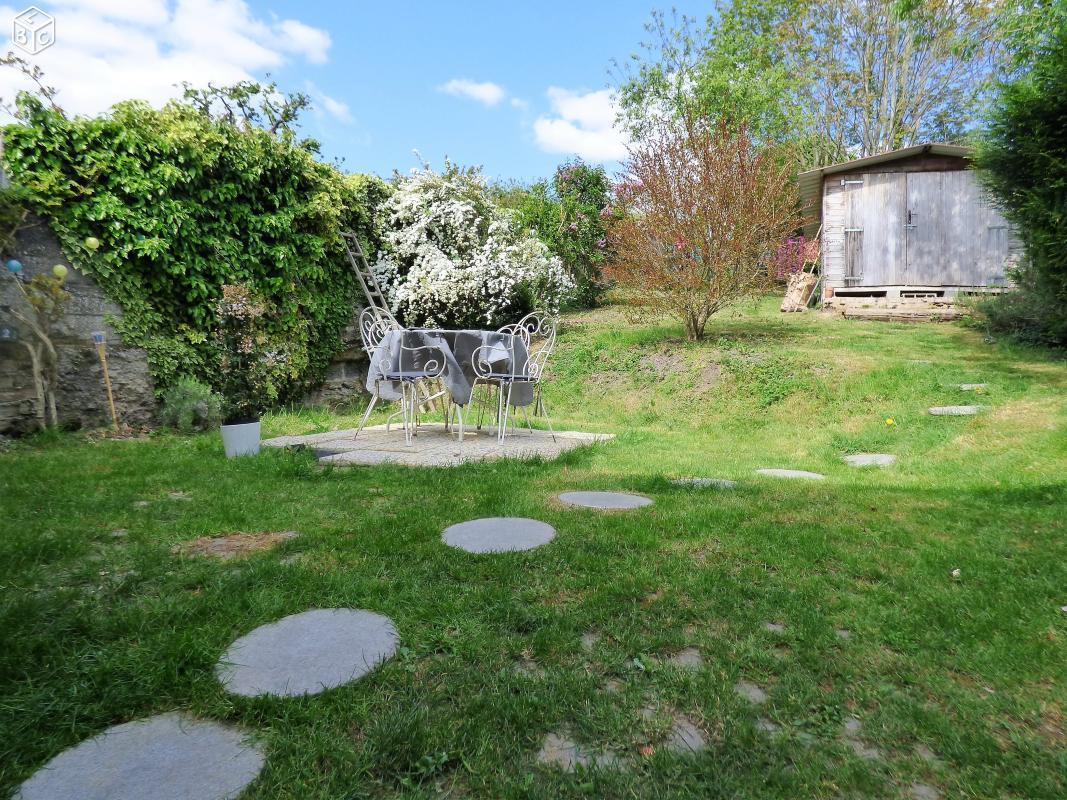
[664,716,708,754]
[735,680,768,704]
[537,732,622,771]
[263,423,612,467]
[216,608,398,697]
[558,490,653,509]
[15,713,265,800]
[671,477,738,488]
[442,517,555,553]
[756,468,825,480]
[842,453,896,467]
[958,383,987,391]
[929,405,980,415]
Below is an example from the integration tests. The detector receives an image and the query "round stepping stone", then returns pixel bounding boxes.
[735,680,768,704]
[442,517,555,553]
[666,647,703,669]
[756,468,825,480]
[909,783,941,800]
[216,608,397,697]
[929,405,979,415]
[665,715,707,754]
[15,712,264,800]
[670,477,738,488]
[842,453,896,467]
[558,491,652,510]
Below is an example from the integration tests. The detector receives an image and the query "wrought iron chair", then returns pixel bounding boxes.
[355,308,460,444]
[472,311,557,444]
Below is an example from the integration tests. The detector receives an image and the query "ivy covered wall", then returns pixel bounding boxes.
[1,94,389,402]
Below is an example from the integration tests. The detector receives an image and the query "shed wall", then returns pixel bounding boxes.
[821,166,1018,290]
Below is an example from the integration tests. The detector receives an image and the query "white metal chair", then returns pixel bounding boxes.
[355,308,461,445]
[472,311,557,444]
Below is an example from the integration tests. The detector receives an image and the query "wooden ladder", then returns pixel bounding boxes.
[341,231,446,413]
[341,231,391,320]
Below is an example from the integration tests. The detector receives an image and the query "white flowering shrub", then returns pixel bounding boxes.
[375,161,573,328]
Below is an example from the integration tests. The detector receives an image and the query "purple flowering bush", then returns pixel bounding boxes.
[497,159,616,308]
[771,235,819,282]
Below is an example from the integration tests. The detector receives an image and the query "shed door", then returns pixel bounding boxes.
[842,172,906,285]
[905,170,1012,286]
[904,172,944,285]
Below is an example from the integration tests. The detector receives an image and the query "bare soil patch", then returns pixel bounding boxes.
[173,531,300,560]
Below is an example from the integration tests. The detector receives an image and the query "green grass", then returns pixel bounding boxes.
[2,298,1065,799]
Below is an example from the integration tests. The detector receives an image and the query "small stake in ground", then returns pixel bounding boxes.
[92,331,119,431]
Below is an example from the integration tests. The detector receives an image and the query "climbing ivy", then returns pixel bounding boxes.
[1,93,389,397]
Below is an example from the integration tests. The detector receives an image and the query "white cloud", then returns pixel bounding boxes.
[0,0,334,118]
[533,87,629,162]
[275,19,331,64]
[438,78,506,107]
[306,82,352,124]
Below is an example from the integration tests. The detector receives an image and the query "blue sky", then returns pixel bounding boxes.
[0,1,710,182]
[271,0,710,181]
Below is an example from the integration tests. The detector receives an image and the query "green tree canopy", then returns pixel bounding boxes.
[617,0,1015,168]
[977,8,1067,345]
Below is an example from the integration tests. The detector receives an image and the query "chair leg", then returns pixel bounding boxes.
[540,394,557,442]
[499,382,514,444]
[453,403,464,443]
[385,408,403,431]
[402,383,415,446]
[355,393,378,438]
[521,405,534,435]
[495,382,505,442]
[475,382,492,431]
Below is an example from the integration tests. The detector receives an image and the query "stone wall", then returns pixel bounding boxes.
[304,312,369,407]
[0,214,369,434]
[0,215,156,434]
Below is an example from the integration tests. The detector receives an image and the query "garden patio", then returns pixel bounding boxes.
[3,302,1064,799]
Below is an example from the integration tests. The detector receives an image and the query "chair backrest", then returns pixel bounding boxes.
[357,307,395,359]
[498,311,557,381]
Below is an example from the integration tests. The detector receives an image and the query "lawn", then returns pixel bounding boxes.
[2,299,1065,799]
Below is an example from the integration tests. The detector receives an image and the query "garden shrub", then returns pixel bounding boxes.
[160,377,223,433]
[497,159,615,308]
[608,114,800,341]
[1,92,389,398]
[214,282,306,422]
[977,16,1067,347]
[374,160,573,328]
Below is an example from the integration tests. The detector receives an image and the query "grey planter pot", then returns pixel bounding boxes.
[221,419,261,458]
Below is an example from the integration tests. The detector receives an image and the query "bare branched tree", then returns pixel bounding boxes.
[0,51,63,118]
[180,78,311,139]
[616,1,1012,168]
[608,116,802,341]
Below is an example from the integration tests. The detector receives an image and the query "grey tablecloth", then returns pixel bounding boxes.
[366,329,534,407]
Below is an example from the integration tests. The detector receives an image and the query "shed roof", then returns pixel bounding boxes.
[798,143,972,235]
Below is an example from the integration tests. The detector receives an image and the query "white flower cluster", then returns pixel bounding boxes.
[375,163,573,328]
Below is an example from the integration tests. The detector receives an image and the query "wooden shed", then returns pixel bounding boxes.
[798,144,1019,302]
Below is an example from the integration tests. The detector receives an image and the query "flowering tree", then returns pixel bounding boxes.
[375,161,573,329]
[608,116,801,341]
